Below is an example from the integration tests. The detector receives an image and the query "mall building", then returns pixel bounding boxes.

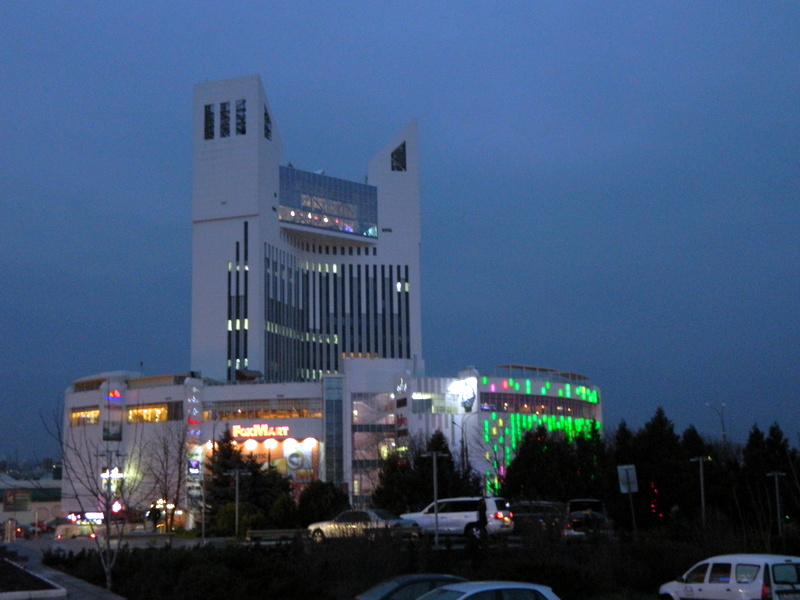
[61,75,602,524]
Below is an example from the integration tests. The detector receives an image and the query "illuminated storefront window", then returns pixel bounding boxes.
[70,406,100,426]
[127,402,183,424]
[203,398,322,421]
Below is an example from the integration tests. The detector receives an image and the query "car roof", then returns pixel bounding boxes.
[693,554,800,563]
[385,574,466,583]
[436,581,554,592]
[430,496,506,502]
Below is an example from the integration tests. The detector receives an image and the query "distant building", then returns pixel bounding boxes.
[61,75,602,523]
[0,473,62,536]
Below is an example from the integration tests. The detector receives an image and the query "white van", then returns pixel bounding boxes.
[659,554,800,600]
[401,497,513,538]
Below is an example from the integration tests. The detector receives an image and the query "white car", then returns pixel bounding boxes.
[659,554,800,600]
[417,580,561,600]
[307,509,418,541]
[401,497,513,538]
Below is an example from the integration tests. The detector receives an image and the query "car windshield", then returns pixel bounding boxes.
[372,510,399,521]
[418,589,463,600]
[356,579,401,600]
[569,500,604,513]
[772,563,800,584]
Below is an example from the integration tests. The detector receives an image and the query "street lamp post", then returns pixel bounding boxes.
[690,456,711,529]
[223,468,250,537]
[451,418,469,476]
[422,451,441,549]
[767,471,785,537]
[705,402,727,445]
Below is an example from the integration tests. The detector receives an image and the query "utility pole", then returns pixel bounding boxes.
[690,456,711,529]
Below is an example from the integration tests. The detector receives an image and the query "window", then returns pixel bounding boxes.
[204,104,214,139]
[236,99,246,135]
[709,563,732,583]
[773,564,800,584]
[70,406,99,426]
[736,564,759,584]
[220,101,230,137]
[685,563,709,584]
[128,401,184,424]
[264,105,272,139]
[391,141,406,171]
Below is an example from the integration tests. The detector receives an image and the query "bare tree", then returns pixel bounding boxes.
[59,409,155,590]
[141,421,188,531]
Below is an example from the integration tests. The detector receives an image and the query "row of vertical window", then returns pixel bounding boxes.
[204,99,247,139]
[204,100,272,141]
[264,247,412,382]
[305,243,377,256]
[227,223,249,382]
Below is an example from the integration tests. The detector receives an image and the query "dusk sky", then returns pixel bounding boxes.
[2,2,798,461]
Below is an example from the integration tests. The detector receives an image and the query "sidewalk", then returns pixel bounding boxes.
[3,540,126,600]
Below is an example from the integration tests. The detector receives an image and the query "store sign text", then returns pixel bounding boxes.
[231,424,289,438]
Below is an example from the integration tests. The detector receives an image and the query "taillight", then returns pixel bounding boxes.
[761,583,770,600]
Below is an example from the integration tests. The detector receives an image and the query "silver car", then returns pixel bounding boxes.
[308,509,419,541]
[417,580,561,600]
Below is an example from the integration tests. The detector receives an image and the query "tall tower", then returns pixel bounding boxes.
[191,75,423,382]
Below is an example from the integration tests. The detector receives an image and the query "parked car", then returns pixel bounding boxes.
[659,554,800,600]
[356,574,467,600]
[308,509,419,541]
[54,523,97,539]
[417,580,562,600]
[29,520,55,535]
[13,523,32,539]
[401,497,513,538]
[561,498,613,540]
[510,500,564,535]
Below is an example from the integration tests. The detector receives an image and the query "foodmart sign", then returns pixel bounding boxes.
[231,424,290,438]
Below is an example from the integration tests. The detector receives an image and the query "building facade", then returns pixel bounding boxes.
[397,366,603,495]
[60,75,602,524]
[191,75,423,384]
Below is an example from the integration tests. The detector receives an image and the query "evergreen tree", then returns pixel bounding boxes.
[371,431,479,514]
[204,427,295,533]
[631,407,682,526]
[297,480,350,526]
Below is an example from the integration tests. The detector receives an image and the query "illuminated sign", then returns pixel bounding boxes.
[106,389,122,401]
[231,424,290,438]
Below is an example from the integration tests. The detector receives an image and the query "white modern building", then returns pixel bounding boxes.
[61,75,602,523]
